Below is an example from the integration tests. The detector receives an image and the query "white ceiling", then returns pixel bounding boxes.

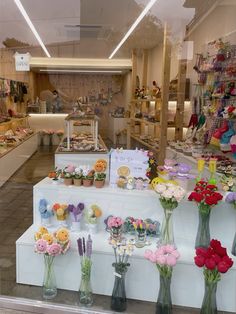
[0,0,195,58]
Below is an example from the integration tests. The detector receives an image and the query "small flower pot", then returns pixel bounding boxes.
[83,179,93,187]
[73,178,82,186]
[64,178,73,186]
[94,180,105,188]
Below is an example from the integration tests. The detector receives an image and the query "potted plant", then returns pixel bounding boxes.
[48,167,61,184]
[83,169,95,187]
[62,165,75,186]
[73,167,83,186]
[94,172,106,188]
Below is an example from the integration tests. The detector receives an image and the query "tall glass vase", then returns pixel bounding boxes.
[156,274,172,314]
[231,232,236,256]
[111,263,129,312]
[79,259,93,306]
[200,280,217,314]
[160,207,174,246]
[43,255,57,299]
[195,211,210,249]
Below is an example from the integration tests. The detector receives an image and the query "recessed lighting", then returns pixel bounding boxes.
[109,0,158,59]
[39,69,123,73]
[14,0,51,58]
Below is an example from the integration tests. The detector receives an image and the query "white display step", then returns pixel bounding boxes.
[16,178,236,312]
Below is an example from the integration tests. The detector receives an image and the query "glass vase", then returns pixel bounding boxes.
[231,232,236,256]
[79,259,93,306]
[200,280,217,314]
[43,255,57,299]
[156,274,172,314]
[111,263,129,312]
[160,207,174,246]
[110,226,122,242]
[135,229,147,248]
[195,211,210,249]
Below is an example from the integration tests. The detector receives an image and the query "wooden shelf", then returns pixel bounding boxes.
[130,98,159,103]
[130,133,159,152]
[130,117,159,126]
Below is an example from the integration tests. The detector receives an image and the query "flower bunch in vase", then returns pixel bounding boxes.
[34,226,70,299]
[56,129,64,141]
[94,159,107,188]
[52,203,68,226]
[154,183,185,246]
[73,167,83,186]
[133,219,148,248]
[108,216,124,243]
[68,202,85,231]
[84,205,102,233]
[62,165,75,185]
[225,192,236,255]
[188,181,223,248]
[38,199,53,227]
[194,239,233,314]
[144,245,180,313]
[77,235,93,306]
[110,239,135,312]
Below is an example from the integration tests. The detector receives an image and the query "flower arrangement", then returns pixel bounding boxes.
[132,219,147,232]
[74,167,83,179]
[62,165,75,179]
[68,203,85,222]
[94,159,107,188]
[35,227,70,256]
[39,199,53,226]
[77,235,93,306]
[85,205,102,233]
[56,129,64,138]
[81,166,95,187]
[108,216,124,229]
[188,181,223,215]
[188,181,223,248]
[48,167,61,181]
[110,239,135,312]
[194,239,233,313]
[52,203,68,224]
[154,182,185,245]
[144,245,180,312]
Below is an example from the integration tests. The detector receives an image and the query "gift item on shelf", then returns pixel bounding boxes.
[68,203,84,232]
[84,205,102,233]
[52,203,69,226]
[34,227,70,299]
[133,219,148,248]
[194,239,233,314]
[77,235,93,306]
[144,245,180,313]
[94,159,107,188]
[107,216,124,243]
[38,199,53,227]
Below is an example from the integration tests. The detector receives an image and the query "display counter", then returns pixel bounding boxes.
[28,114,68,131]
[16,177,236,312]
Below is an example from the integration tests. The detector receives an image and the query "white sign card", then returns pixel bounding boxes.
[109,149,149,187]
[14,52,31,71]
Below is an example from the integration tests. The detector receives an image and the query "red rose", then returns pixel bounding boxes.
[212,192,223,201]
[189,192,204,203]
[194,255,205,267]
[217,261,230,273]
[206,247,214,258]
[197,181,208,186]
[222,255,234,268]
[211,254,221,265]
[205,195,217,206]
[196,247,208,257]
[194,186,204,192]
[210,239,221,250]
[205,258,216,270]
[206,184,217,190]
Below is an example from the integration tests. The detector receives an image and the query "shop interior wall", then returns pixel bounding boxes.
[186,3,236,98]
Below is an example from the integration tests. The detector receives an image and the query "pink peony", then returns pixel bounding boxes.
[35,239,47,254]
[149,253,157,263]
[47,243,62,256]
[144,249,153,259]
[156,255,166,265]
[164,244,175,254]
[166,254,177,266]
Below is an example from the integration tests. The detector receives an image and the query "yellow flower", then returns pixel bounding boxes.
[34,232,42,241]
[91,205,102,218]
[57,208,64,216]
[55,228,69,243]
[61,204,68,210]
[149,159,155,164]
[39,226,48,235]
[42,233,53,245]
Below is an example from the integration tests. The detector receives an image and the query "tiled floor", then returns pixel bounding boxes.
[0,146,233,314]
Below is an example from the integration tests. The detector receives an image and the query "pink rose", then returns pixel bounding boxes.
[156,255,166,265]
[164,244,175,254]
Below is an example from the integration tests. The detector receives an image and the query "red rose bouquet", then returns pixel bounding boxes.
[188,181,223,248]
[194,239,233,314]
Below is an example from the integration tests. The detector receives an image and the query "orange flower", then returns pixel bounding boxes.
[53,203,60,210]
[91,205,102,218]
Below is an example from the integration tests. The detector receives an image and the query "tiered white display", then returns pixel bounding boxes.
[16,178,236,311]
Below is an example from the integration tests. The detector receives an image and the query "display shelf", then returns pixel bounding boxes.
[0,117,29,132]
[130,134,159,152]
[107,116,127,146]
[0,132,38,187]
[16,177,236,311]
[130,117,159,126]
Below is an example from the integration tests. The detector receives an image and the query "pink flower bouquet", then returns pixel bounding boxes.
[107,216,124,243]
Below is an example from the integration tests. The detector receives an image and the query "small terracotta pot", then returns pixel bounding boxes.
[94,180,105,188]
[73,178,82,186]
[64,178,73,186]
[83,179,93,187]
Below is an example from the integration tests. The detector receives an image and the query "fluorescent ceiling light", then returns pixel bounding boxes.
[14,0,51,58]
[109,0,158,59]
[39,69,122,73]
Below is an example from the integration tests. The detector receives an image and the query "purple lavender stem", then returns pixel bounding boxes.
[82,237,86,254]
[86,235,93,258]
[77,238,83,256]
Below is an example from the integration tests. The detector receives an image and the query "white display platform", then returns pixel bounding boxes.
[107,117,127,146]
[16,177,236,312]
[0,133,38,187]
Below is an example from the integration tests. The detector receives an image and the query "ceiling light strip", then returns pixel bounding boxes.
[39,69,122,73]
[14,0,51,58]
[108,0,158,59]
